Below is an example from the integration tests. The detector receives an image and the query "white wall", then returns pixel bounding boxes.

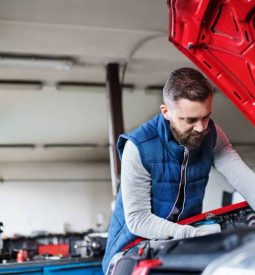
[203,153,255,212]
[0,161,113,237]
[203,167,234,212]
[0,151,254,237]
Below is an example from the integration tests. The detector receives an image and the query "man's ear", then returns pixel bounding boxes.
[160,104,170,120]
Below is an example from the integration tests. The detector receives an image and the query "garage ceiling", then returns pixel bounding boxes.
[0,0,253,162]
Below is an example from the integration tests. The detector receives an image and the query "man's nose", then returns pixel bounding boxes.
[193,121,204,133]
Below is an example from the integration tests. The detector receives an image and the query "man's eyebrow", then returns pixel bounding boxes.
[202,112,212,118]
[181,112,212,120]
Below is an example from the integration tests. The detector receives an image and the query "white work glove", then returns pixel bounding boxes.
[173,223,221,240]
[194,223,221,237]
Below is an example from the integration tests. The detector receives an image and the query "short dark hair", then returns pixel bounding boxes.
[163,67,214,104]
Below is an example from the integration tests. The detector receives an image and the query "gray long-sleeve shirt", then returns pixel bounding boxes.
[121,124,255,240]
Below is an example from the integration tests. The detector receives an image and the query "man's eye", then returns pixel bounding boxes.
[186,119,196,124]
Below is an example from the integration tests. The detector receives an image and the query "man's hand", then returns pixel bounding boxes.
[194,223,221,237]
[176,223,221,239]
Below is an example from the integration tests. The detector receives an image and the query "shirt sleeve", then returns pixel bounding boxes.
[121,140,197,240]
[213,124,255,210]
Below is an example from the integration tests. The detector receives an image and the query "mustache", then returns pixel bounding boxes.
[190,127,210,137]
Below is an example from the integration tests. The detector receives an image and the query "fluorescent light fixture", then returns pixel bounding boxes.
[0,55,74,70]
[57,82,134,92]
[145,85,163,94]
[0,81,43,90]
[0,144,35,149]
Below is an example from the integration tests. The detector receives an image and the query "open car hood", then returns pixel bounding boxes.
[168,0,255,126]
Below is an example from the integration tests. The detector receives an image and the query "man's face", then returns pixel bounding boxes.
[160,96,212,149]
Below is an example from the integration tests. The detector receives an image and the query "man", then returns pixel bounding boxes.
[102,68,255,273]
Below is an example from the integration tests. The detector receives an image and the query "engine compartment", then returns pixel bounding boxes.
[130,203,255,275]
[192,206,255,231]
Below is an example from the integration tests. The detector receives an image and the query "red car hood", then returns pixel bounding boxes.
[168,0,255,126]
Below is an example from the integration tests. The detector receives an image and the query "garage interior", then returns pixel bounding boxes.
[0,0,254,273]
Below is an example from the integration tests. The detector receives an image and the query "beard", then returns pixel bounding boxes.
[169,119,209,149]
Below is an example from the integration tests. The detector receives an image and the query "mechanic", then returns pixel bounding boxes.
[102,67,255,273]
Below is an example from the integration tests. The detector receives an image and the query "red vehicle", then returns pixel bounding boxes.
[131,201,255,274]
[112,1,255,274]
[168,0,255,127]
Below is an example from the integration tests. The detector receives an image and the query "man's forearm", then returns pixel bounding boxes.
[121,140,197,240]
[214,124,255,210]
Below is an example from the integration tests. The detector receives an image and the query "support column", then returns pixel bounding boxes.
[106,63,124,197]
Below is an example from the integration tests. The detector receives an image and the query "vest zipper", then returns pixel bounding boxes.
[166,147,189,221]
[177,148,189,221]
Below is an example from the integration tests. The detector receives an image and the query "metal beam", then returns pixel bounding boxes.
[106,63,124,196]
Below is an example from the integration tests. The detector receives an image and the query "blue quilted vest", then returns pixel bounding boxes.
[102,114,217,272]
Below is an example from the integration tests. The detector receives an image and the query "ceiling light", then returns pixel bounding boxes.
[0,81,43,90]
[0,55,73,70]
[57,82,134,92]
